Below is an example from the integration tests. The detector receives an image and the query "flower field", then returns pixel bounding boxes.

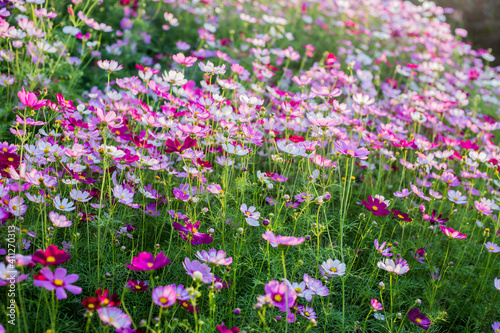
[1,0,500,332]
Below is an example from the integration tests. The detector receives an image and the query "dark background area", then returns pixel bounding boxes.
[434,0,500,65]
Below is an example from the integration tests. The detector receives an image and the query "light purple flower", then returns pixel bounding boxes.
[183,258,213,283]
[485,242,500,253]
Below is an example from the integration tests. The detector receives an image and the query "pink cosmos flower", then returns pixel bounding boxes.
[474,201,493,215]
[439,225,467,239]
[126,252,171,271]
[49,211,72,228]
[371,299,383,311]
[18,87,47,110]
[334,140,369,160]
[173,53,197,67]
[172,221,213,245]
[97,60,123,72]
[97,307,131,330]
[152,285,177,307]
[33,267,82,299]
[262,231,305,247]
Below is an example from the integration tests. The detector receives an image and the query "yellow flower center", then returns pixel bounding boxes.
[305,311,310,316]
[147,262,154,268]
[372,206,378,211]
[295,288,302,292]
[330,267,338,272]
[416,318,422,324]
[7,157,14,162]
[88,304,95,309]
[135,285,141,289]
[160,297,168,304]
[47,256,56,263]
[274,294,283,302]
[54,279,64,286]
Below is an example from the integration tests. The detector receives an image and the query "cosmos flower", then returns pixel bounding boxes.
[439,226,467,240]
[408,308,431,330]
[183,258,214,283]
[49,211,72,228]
[319,259,346,277]
[195,249,232,266]
[152,285,177,307]
[334,140,369,160]
[97,60,123,72]
[240,204,261,226]
[362,196,390,216]
[263,280,297,312]
[377,258,409,275]
[371,299,383,311]
[262,231,305,247]
[32,245,71,266]
[485,242,500,253]
[126,252,170,271]
[374,239,393,257]
[33,267,82,299]
[173,221,213,245]
[97,307,131,330]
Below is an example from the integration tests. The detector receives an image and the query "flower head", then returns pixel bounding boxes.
[439,225,467,239]
[262,231,305,247]
[152,285,177,307]
[32,245,71,266]
[408,308,431,330]
[362,196,390,216]
[126,252,170,271]
[377,258,409,275]
[319,259,346,277]
[33,267,82,299]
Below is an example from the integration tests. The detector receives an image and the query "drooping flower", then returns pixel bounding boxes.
[408,308,431,330]
[33,267,82,299]
[377,258,409,275]
[152,285,177,307]
[422,210,448,225]
[262,231,305,247]
[126,252,170,271]
[439,225,467,240]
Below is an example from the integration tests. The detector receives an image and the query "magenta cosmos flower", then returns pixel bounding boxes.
[172,221,213,245]
[126,251,170,271]
[152,285,177,307]
[362,196,390,216]
[33,267,82,299]
[371,299,383,311]
[18,86,47,110]
[439,225,467,239]
[334,140,369,159]
[408,308,431,330]
[262,231,305,248]
[264,280,297,312]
